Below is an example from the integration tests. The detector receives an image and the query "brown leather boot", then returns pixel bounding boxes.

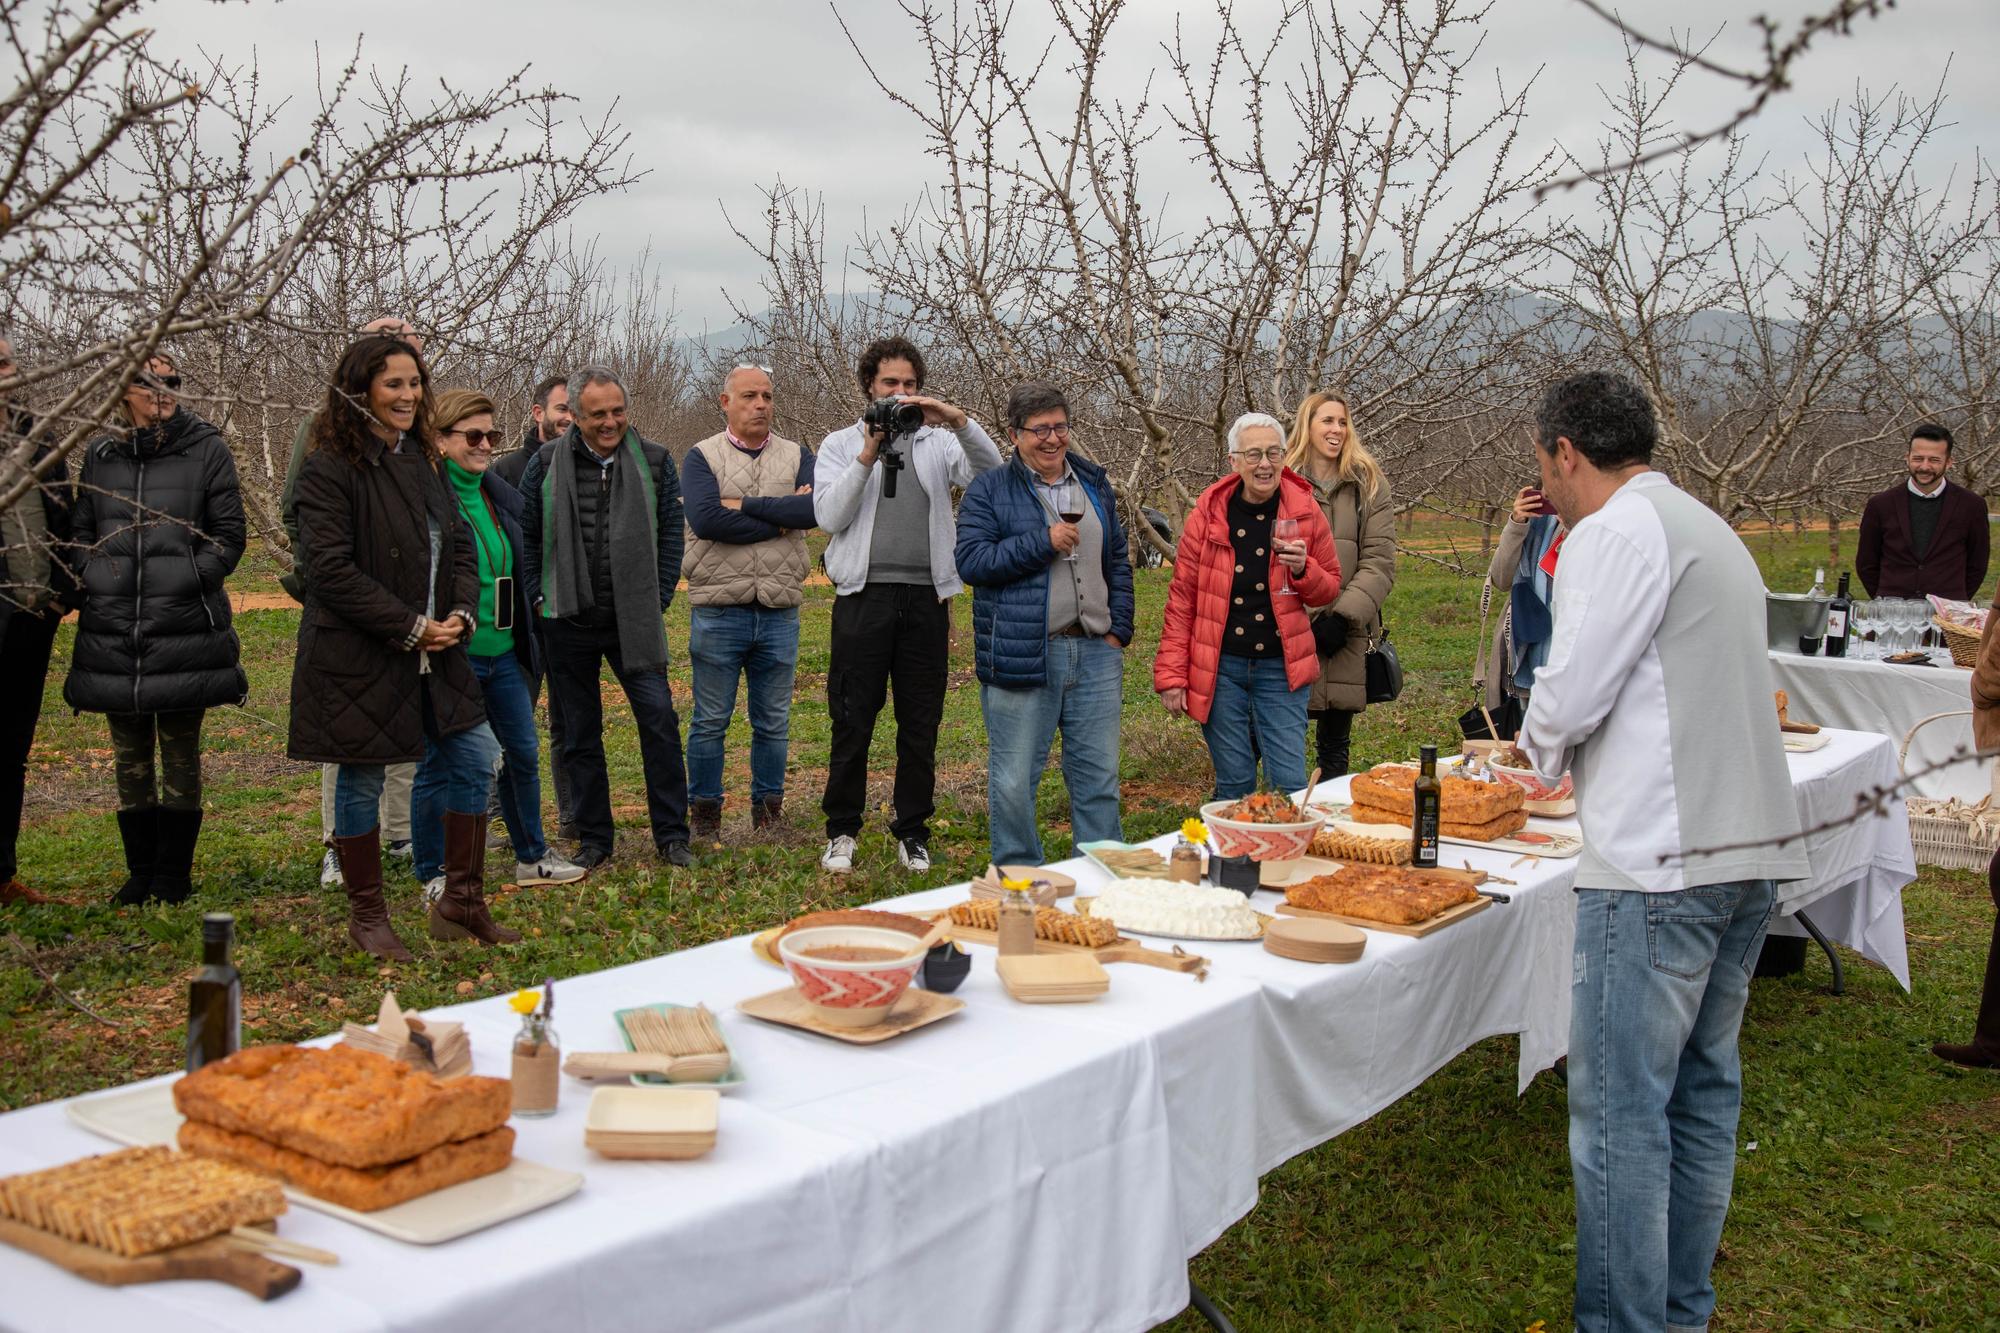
[333,829,413,962]
[1935,867,2000,1069]
[689,798,723,839]
[751,796,782,831]
[430,811,520,946]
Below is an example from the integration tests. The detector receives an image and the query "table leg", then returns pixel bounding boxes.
[1792,908,1845,996]
[1189,1278,1239,1333]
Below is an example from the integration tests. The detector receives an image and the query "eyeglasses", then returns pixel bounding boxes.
[139,375,181,392]
[1016,422,1071,442]
[444,427,503,449]
[1233,447,1284,464]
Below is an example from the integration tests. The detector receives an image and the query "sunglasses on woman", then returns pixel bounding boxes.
[445,427,504,449]
[140,374,181,392]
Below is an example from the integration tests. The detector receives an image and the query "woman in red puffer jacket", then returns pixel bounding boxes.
[1155,413,1342,799]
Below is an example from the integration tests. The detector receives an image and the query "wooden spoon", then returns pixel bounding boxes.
[563,1050,731,1082]
[912,916,952,954]
[1301,766,1323,806]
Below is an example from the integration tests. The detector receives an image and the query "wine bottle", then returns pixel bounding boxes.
[1824,572,1853,658]
[185,913,241,1073]
[1799,567,1827,655]
[1412,744,1442,869]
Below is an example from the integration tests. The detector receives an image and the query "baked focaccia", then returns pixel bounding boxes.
[178,1120,514,1213]
[1347,802,1530,842]
[1348,764,1524,825]
[173,1044,511,1169]
[1285,866,1480,925]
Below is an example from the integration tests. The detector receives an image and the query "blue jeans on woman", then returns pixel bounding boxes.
[340,720,499,852]
[980,634,1123,867]
[414,654,545,880]
[1200,653,1307,800]
[1569,880,1776,1333]
[686,604,800,806]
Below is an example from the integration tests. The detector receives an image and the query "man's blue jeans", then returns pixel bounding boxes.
[980,635,1123,866]
[1569,880,1776,1333]
[414,654,546,880]
[1199,653,1307,800]
[686,604,800,806]
[335,723,500,844]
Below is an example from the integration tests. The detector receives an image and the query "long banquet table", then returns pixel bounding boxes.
[0,733,1914,1333]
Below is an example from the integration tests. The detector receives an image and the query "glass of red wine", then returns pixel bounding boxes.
[1056,480,1084,563]
[1272,517,1301,595]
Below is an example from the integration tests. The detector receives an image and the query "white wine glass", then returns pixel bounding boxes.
[1272,517,1301,596]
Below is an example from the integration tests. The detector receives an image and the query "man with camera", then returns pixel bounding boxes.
[812,336,1003,874]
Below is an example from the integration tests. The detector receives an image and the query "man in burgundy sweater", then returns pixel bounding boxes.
[1856,423,1990,601]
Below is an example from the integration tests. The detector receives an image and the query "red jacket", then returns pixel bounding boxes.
[1155,469,1342,723]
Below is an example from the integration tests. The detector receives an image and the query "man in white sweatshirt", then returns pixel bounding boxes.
[1520,371,1808,1333]
[812,337,1002,874]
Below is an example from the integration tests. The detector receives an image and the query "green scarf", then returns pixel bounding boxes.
[539,428,668,669]
[445,459,514,656]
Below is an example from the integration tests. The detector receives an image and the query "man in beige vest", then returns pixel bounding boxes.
[681,365,816,839]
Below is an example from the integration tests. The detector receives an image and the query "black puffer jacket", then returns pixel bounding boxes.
[64,409,247,714]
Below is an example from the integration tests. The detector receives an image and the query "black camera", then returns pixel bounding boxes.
[862,396,923,498]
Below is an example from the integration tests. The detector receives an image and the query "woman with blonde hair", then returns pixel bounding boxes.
[1283,390,1397,776]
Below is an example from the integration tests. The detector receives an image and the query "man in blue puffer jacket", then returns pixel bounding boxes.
[955,381,1135,866]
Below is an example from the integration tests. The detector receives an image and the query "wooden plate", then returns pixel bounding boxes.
[735,986,965,1045]
[1258,855,1341,888]
[1262,916,1366,964]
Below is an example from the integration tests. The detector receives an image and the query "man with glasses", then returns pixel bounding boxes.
[955,381,1134,869]
[680,365,815,841]
[813,337,1002,874]
[0,336,77,905]
[519,365,693,870]
[280,316,425,883]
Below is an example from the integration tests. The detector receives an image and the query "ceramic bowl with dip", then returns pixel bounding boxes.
[777,925,929,1028]
[1485,752,1574,803]
[1199,799,1325,866]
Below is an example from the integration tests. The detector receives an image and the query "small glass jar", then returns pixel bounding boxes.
[511,1009,561,1119]
[1168,838,1203,883]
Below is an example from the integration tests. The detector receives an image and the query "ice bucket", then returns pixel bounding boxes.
[1766,591,1832,653]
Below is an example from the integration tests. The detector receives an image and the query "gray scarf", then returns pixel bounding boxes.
[541,430,668,668]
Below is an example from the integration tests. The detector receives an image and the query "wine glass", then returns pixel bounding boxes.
[1889,599,1917,656]
[1272,517,1301,596]
[1850,600,1876,660]
[1053,479,1083,563]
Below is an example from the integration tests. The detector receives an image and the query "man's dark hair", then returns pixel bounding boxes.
[531,374,567,410]
[1911,421,1954,455]
[1533,371,1658,470]
[857,337,926,396]
[1006,381,1070,432]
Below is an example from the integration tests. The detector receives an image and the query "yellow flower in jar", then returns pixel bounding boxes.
[1000,876,1031,893]
[507,989,541,1016]
[1181,817,1208,844]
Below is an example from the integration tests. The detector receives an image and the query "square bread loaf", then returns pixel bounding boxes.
[173,1044,511,1169]
[178,1120,515,1213]
[1348,765,1525,827]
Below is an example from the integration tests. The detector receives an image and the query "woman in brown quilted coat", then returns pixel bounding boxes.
[287,336,503,962]
[1282,391,1397,776]
[1938,599,2000,1066]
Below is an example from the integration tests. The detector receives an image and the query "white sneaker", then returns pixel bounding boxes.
[898,839,932,873]
[516,852,586,886]
[421,875,445,910]
[386,839,414,863]
[820,835,857,873]
[320,847,343,887]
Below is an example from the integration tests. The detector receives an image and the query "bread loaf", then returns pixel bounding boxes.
[1348,764,1524,826]
[178,1120,514,1213]
[1347,802,1529,842]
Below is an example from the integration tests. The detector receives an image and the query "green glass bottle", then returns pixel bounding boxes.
[185,912,241,1073]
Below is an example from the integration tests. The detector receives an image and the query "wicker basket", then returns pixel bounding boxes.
[1901,709,2000,871]
[1934,616,1983,668]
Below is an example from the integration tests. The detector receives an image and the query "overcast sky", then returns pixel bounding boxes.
[146,0,1996,331]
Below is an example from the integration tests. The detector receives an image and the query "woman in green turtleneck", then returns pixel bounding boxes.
[411,390,584,908]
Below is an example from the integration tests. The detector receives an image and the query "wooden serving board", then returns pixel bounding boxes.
[916,911,1208,974]
[1276,892,1491,938]
[736,985,964,1044]
[0,1216,300,1301]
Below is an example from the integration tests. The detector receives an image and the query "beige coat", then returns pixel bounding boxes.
[1974,588,2000,752]
[1483,518,1530,714]
[1305,471,1397,712]
[682,433,810,607]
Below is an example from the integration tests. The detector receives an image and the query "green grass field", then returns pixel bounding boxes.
[3,529,1996,1331]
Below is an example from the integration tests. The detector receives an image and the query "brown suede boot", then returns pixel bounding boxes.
[430,811,520,946]
[333,829,414,962]
[751,796,782,831]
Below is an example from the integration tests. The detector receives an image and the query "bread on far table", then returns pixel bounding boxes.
[1347,802,1530,842]
[178,1120,514,1213]
[173,1044,511,1169]
[1348,764,1524,826]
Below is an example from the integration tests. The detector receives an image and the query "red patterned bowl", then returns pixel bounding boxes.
[1487,755,1573,803]
[1199,800,1326,863]
[776,926,928,1028]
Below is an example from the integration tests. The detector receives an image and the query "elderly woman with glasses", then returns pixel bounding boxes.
[410,389,585,914]
[1155,412,1342,799]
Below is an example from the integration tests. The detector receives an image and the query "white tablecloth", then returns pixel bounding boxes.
[1769,650,1986,802]
[0,739,1911,1332]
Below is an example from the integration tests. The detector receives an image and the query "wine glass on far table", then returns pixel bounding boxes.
[1889,599,1917,656]
[1272,517,1301,596]
[1849,600,1876,660]
[1054,480,1083,563]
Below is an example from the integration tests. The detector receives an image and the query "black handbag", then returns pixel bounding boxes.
[1363,626,1404,704]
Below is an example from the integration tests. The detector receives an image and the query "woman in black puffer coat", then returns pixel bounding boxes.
[66,353,247,905]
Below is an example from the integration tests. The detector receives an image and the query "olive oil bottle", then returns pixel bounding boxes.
[1412,745,1442,869]
[185,912,241,1073]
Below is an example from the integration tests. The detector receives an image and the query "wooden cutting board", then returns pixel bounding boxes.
[1276,893,1491,938]
[917,912,1208,975]
[0,1216,300,1300]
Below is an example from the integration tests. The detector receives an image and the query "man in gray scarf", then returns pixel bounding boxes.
[519,366,693,869]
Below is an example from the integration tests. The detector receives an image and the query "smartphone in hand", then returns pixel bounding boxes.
[1525,486,1557,516]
